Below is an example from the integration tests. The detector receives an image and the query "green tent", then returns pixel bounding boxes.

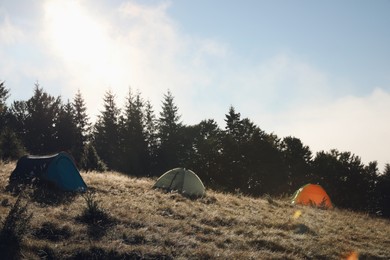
[10,152,87,191]
[153,168,205,197]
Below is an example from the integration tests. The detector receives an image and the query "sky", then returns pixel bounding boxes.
[1,0,390,171]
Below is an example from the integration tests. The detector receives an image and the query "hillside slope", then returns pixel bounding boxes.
[1,161,389,259]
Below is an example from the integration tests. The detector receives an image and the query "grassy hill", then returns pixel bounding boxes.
[1,161,389,259]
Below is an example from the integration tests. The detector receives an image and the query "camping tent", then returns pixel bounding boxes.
[291,184,333,209]
[10,152,87,191]
[153,168,205,197]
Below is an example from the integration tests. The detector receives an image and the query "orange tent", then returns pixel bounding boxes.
[291,184,333,209]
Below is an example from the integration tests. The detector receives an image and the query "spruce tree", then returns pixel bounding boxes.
[72,90,91,160]
[119,89,148,176]
[0,128,25,161]
[144,100,158,176]
[189,119,222,188]
[220,106,286,195]
[93,90,120,170]
[312,150,372,211]
[220,106,248,191]
[56,100,77,153]
[280,136,313,193]
[23,83,61,154]
[0,81,10,157]
[0,81,10,131]
[376,164,390,217]
[8,101,28,141]
[156,90,183,172]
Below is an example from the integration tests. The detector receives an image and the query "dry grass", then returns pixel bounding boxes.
[1,160,389,259]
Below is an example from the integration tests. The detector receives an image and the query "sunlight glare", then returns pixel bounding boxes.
[44,0,107,62]
[43,0,125,87]
[293,210,302,219]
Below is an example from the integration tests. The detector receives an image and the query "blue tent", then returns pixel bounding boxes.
[10,152,87,191]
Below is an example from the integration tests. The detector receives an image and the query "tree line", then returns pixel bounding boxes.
[0,81,389,218]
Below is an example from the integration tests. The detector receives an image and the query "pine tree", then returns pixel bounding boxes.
[224,106,241,140]
[23,83,61,154]
[144,100,158,176]
[0,128,25,161]
[376,164,390,217]
[0,81,11,157]
[156,90,183,172]
[56,100,77,153]
[312,150,372,211]
[0,81,10,131]
[119,89,148,176]
[93,90,120,170]
[8,101,28,141]
[189,119,222,188]
[281,136,313,193]
[72,90,91,161]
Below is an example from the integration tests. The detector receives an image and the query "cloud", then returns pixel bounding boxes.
[31,0,230,119]
[0,15,23,45]
[219,53,390,171]
[271,88,390,171]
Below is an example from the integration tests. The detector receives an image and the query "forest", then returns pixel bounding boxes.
[0,81,389,218]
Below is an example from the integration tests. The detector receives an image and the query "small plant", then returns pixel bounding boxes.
[264,194,276,205]
[79,190,110,225]
[77,190,116,240]
[0,193,33,259]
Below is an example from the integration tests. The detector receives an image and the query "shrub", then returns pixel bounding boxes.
[77,190,115,240]
[80,143,107,172]
[0,128,25,162]
[0,193,33,259]
[79,190,111,225]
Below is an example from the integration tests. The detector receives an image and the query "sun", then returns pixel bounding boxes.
[44,0,108,62]
[42,0,128,88]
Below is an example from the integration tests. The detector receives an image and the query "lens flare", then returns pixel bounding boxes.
[293,210,302,219]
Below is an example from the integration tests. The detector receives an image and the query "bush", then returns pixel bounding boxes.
[0,128,25,162]
[0,193,33,259]
[80,143,107,172]
[78,190,112,225]
[77,190,115,240]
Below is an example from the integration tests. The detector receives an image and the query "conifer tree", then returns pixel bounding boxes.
[0,128,25,161]
[220,106,287,195]
[56,100,77,153]
[93,90,120,170]
[119,89,148,176]
[156,90,183,172]
[280,136,313,193]
[23,83,61,154]
[144,100,158,176]
[376,164,390,217]
[72,90,91,160]
[0,81,10,131]
[189,119,222,188]
[219,106,242,190]
[8,101,28,141]
[0,82,25,160]
[312,150,373,211]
